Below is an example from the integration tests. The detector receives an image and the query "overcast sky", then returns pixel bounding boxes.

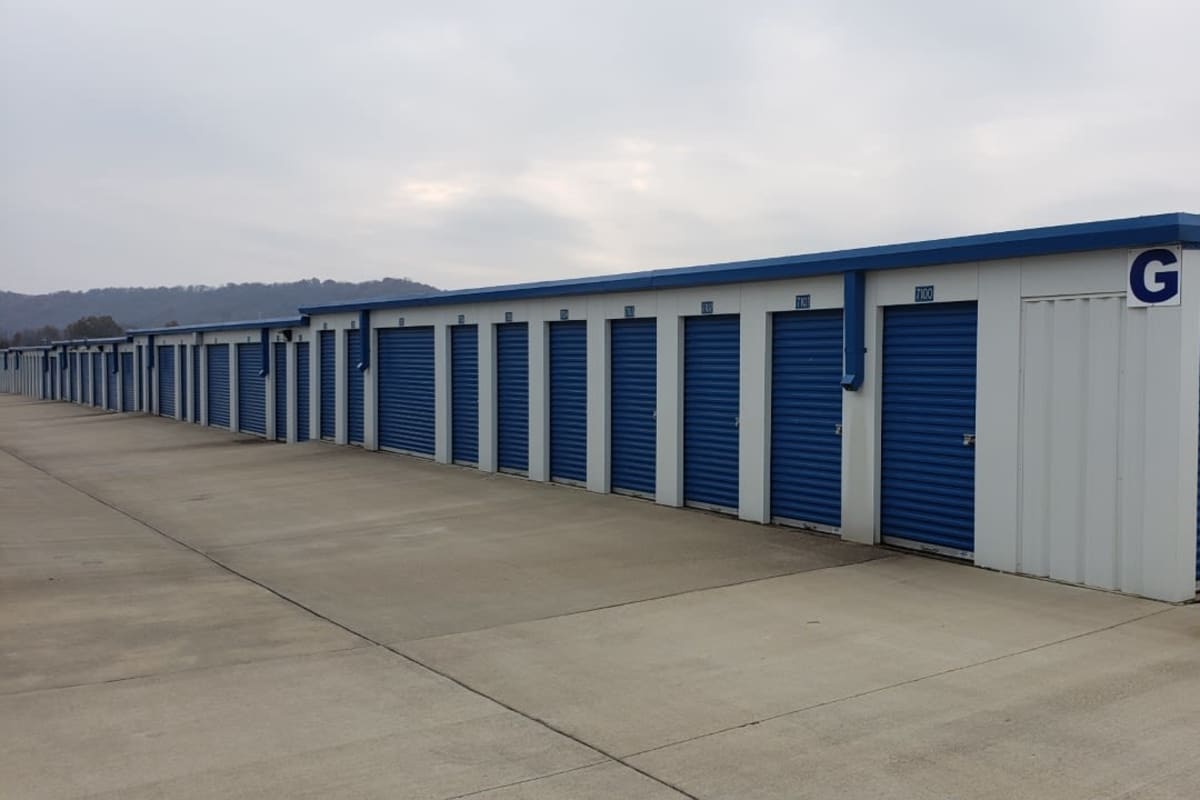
[2,1,1196,295]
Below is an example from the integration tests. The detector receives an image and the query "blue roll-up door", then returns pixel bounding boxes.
[451,325,478,464]
[179,348,188,420]
[71,355,78,402]
[297,341,310,442]
[237,342,266,436]
[346,329,364,445]
[549,321,587,483]
[105,354,117,411]
[319,330,335,440]
[769,310,844,528]
[192,347,200,423]
[47,357,56,400]
[157,345,175,417]
[121,353,134,411]
[92,354,103,406]
[496,322,529,473]
[684,315,740,512]
[136,347,143,410]
[610,318,657,497]
[274,342,287,441]
[79,354,89,405]
[377,327,436,456]
[880,302,978,556]
[207,344,230,428]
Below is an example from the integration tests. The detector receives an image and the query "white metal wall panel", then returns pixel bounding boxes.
[1018,294,1193,592]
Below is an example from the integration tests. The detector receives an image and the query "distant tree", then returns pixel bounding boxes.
[64,315,124,339]
[165,320,180,327]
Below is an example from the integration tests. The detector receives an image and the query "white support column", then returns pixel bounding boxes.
[335,328,347,445]
[528,319,550,482]
[478,322,498,472]
[840,290,878,546]
[656,311,684,507]
[229,344,240,433]
[363,326,378,451]
[585,315,610,493]
[174,344,184,421]
[738,299,771,524]
[286,340,298,443]
[434,323,451,464]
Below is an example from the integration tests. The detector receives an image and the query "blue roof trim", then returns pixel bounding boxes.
[50,336,131,347]
[127,315,309,336]
[299,212,1200,314]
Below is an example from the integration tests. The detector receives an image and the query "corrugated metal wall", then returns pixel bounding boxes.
[1017,295,1186,588]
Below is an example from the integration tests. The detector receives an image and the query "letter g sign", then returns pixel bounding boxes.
[1127,247,1182,307]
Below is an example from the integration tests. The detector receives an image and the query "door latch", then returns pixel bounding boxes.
[963,433,976,447]
[834,423,843,436]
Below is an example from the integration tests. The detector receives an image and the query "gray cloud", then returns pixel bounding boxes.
[2,0,1196,294]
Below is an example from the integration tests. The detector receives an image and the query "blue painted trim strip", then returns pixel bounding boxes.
[147,335,155,368]
[299,213,1200,315]
[259,328,270,377]
[841,271,865,391]
[357,310,370,371]
[127,316,308,337]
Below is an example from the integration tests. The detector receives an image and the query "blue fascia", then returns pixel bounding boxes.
[127,316,309,337]
[299,212,1200,315]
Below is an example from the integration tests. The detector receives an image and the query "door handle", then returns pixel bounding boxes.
[963,433,976,447]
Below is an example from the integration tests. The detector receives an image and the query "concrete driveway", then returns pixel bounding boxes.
[2,394,1197,799]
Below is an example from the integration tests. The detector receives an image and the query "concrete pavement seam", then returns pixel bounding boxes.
[619,604,1177,762]
[0,645,371,699]
[438,760,614,800]
[1,443,705,800]
[397,554,901,645]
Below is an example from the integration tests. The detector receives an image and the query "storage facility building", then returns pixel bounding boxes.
[6,212,1199,602]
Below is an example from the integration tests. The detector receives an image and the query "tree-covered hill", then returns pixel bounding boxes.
[0,277,438,344]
